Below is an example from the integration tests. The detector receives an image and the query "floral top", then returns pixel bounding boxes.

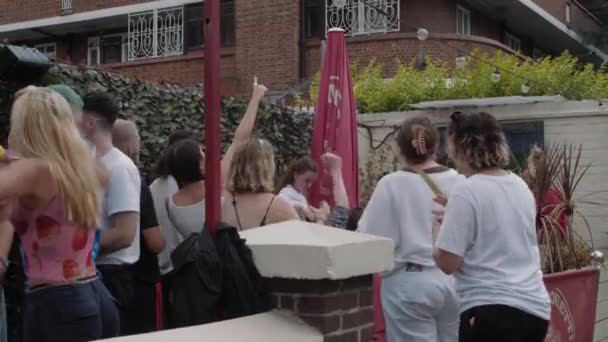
[12,193,96,287]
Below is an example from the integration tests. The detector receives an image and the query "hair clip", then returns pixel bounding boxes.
[417,130,427,155]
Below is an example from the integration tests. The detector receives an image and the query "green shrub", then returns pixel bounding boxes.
[309,50,608,113]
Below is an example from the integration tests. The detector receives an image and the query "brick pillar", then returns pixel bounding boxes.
[266,275,374,342]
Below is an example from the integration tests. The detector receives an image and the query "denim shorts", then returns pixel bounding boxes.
[23,278,119,342]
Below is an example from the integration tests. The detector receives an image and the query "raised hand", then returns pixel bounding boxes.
[322,152,342,173]
[252,76,268,101]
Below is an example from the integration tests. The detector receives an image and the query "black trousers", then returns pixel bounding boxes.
[161,273,174,329]
[459,304,549,342]
[129,279,159,334]
[98,265,136,336]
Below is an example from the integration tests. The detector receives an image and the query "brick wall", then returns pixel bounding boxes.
[234,0,300,92]
[267,275,374,342]
[0,0,143,24]
[107,52,239,94]
[305,33,520,79]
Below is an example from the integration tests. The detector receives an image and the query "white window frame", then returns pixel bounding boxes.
[34,42,57,59]
[504,31,521,51]
[566,2,571,23]
[456,5,471,36]
[87,33,128,66]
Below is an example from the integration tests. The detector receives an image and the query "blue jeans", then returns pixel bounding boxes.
[23,279,119,342]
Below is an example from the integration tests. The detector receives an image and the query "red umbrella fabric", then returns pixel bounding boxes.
[309,28,360,209]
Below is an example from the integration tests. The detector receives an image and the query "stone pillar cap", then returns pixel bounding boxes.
[241,220,394,280]
[99,311,322,342]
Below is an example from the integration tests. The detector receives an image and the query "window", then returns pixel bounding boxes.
[566,3,571,23]
[326,0,400,37]
[184,5,204,50]
[220,0,235,47]
[183,1,235,51]
[87,34,127,66]
[304,0,324,38]
[35,43,56,59]
[503,121,544,169]
[533,48,547,60]
[505,32,521,51]
[437,121,544,170]
[456,5,471,35]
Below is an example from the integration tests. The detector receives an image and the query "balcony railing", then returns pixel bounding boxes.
[326,0,400,37]
[128,6,184,61]
[61,0,73,13]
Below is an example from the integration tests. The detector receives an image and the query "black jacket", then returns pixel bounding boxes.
[168,224,268,328]
[168,227,222,328]
[214,226,269,320]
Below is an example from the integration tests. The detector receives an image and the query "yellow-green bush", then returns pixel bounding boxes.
[310,50,608,113]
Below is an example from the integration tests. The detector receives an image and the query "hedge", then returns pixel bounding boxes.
[0,64,313,177]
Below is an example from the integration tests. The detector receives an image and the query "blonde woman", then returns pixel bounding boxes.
[5,87,118,342]
[222,139,299,230]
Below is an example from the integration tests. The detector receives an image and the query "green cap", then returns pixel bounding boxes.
[48,84,84,111]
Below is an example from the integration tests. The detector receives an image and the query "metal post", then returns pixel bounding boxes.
[204,0,221,234]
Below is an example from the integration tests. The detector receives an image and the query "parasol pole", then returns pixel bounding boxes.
[203,0,221,234]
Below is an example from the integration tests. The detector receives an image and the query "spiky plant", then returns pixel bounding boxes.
[523,143,601,274]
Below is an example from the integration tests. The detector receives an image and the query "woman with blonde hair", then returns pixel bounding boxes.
[223,139,299,230]
[4,87,118,342]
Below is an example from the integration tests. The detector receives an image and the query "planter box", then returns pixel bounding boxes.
[543,268,600,342]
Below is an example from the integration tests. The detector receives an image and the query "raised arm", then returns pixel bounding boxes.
[220,79,268,187]
[322,153,351,228]
[324,153,349,209]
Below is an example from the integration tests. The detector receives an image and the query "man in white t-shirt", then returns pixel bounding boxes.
[82,91,141,334]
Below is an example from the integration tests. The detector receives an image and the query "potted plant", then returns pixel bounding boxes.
[522,143,605,342]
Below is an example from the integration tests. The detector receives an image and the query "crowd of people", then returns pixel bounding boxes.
[0,80,551,342]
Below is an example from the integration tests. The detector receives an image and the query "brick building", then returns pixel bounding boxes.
[0,0,606,95]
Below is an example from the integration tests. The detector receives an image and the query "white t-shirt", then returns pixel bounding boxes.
[358,169,464,268]
[436,173,551,320]
[97,148,141,265]
[167,197,206,242]
[278,185,308,208]
[149,176,180,275]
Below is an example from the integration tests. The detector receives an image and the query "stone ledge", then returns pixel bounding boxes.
[241,220,394,280]
[99,311,322,342]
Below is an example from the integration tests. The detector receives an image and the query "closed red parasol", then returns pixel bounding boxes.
[309,28,360,209]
